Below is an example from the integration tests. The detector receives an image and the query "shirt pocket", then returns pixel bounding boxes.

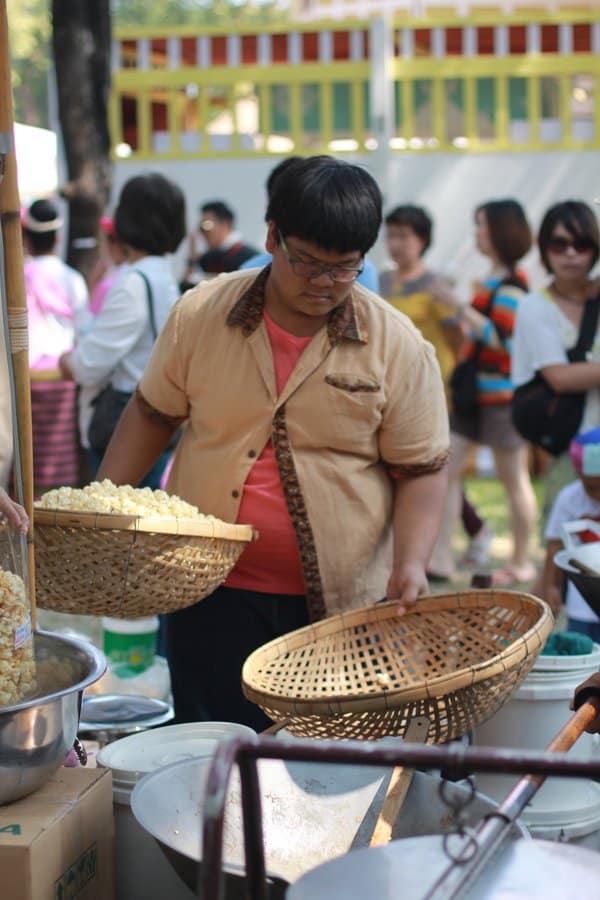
[324,373,383,437]
[325,373,381,393]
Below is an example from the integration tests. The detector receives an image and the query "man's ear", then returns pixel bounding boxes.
[265,220,278,254]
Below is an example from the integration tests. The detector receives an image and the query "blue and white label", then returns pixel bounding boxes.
[14,617,32,649]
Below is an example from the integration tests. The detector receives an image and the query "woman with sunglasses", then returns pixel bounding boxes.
[512,200,600,522]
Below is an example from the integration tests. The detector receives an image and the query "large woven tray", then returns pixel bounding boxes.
[242,590,553,742]
[34,508,256,618]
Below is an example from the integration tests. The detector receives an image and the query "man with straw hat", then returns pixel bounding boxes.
[98,155,450,728]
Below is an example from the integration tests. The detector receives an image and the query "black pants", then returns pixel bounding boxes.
[165,585,309,731]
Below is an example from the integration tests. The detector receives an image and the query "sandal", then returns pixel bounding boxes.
[491,563,537,586]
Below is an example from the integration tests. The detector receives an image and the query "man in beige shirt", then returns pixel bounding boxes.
[99,156,450,728]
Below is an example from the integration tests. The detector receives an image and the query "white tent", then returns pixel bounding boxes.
[14,122,58,204]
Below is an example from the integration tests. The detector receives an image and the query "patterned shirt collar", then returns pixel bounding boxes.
[226,265,368,345]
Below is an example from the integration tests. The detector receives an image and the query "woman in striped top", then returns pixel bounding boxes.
[429,200,537,585]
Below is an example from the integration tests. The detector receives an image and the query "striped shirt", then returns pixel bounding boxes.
[460,273,527,406]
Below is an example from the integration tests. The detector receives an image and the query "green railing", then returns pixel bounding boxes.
[110,11,600,158]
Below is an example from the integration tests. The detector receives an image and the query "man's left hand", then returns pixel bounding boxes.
[386,562,429,616]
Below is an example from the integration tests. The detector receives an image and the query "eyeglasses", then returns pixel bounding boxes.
[278,232,363,284]
[546,235,597,255]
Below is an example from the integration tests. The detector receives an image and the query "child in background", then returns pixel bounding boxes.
[540,426,600,638]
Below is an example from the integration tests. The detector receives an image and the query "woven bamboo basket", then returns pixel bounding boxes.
[34,508,256,618]
[242,590,553,742]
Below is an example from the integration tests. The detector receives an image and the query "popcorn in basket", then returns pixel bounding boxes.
[37,481,206,518]
[34,480,256,620]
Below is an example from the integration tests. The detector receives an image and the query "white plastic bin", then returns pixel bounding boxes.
[97,721,255,900]
[472,645,600,848]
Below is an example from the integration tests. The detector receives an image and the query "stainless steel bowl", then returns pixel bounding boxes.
[0,630,106,804]
[131,757,528,896]
[554,548,600,618]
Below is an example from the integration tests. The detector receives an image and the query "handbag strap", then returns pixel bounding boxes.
[569,293,600,361]
[133,269,158,341]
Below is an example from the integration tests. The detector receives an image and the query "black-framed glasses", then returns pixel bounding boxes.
[547,235,597,255]
[278,232,363,284]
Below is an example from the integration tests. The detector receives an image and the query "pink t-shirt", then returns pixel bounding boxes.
[225,311,312,595]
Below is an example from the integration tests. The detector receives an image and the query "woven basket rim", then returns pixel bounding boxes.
[241,590,554,714]
[34,506,257,542]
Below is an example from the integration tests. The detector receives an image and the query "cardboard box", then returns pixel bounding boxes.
[0,767,114,900]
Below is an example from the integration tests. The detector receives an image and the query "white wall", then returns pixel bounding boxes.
[113,149,600,293]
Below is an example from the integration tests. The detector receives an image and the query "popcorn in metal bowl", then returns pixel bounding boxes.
[0,569,36,707]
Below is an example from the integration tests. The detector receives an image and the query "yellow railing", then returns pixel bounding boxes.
[110,12,600,158]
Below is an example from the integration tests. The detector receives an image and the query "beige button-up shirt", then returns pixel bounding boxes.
[139,267,450,619]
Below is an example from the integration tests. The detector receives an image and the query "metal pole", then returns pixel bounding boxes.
[0,0,36,623]
[368,15,394,268]
[238,754,269,900]
[200,717,600,900]
[421,696,600,899]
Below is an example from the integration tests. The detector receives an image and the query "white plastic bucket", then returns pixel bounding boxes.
[472,645,600,848]
[97,721,256,900]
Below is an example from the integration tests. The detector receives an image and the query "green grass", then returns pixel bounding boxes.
[432,474,546,592]
[464,475,544,537]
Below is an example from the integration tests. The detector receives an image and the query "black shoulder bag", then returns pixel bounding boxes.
[511,293,600,457]
[88,270,157,455]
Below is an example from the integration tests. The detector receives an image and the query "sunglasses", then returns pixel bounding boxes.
[546,235,597,255]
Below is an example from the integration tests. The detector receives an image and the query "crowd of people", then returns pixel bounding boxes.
[10,155,600,727]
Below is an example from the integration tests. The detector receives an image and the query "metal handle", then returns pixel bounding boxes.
[424,696,600,900]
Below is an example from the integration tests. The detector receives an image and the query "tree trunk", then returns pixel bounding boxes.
[51,0,112,284]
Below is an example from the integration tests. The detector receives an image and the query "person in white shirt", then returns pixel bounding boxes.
[540,426,600,639]
[512,200,600,523]
[60,173,186,488]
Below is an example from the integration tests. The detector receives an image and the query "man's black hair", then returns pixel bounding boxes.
[266,155,382,255]
[537,200,600,272]
[200,201,235,224]
[265,156,303,200]
[115,173,186,255]
[384,205,433,254]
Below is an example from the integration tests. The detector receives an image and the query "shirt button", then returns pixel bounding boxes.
[248,449,257,458]
[232,489,239,499]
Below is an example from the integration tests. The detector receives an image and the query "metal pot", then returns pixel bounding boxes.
[288,835,600,899]
[0,630,106,804]
[554,548,600,618]
[131,756,527,897]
